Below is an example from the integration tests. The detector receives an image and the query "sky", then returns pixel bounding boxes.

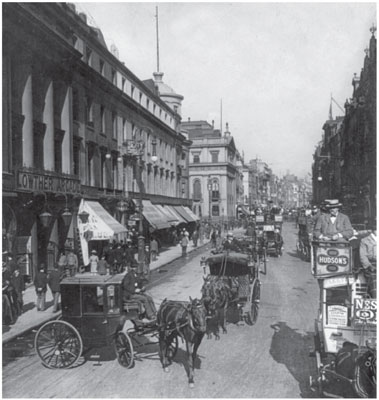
[77,1,376,178]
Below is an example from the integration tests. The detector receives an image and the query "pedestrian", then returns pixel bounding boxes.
[211,230,217,248]
[11,267,25,316]
[88,250,99,274]
[48,264,61,313]
[34,264,48,311]
[150,237,159,261]
[67,249,78,277]
[143,245,151,280]
[57,250,68,277]
[97,255,109,275]
[192,229,199,247]
[181,231,189,257]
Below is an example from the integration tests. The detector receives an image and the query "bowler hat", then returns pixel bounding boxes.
[325,199,343,209]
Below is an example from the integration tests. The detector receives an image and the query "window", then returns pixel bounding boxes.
[193,153,200,163]
[112,113,117,139]
[85,46,92,65]
[211,180,219,201]
[100,59,105,75]
[122,118,127,142]
[159,109,162,118]
[112,157,117,189]
[212,205,220,217]
[100,152,106,188]
[121,77,126,92]
[82,286,104,314]
[173,105,178,113]
[73,140,80,176]
[54,138,62,173]
[146,98,150,109]
[100,106,106,133]
[131,85,135,99]
[211,151,219,163]
[61,285,80,316]
[85,97,93,126]
[139,92,143,103]
[73,89,79,121]
[112,69,117,85]
[193,180,202,201]
[165,113,167,120]
[153,104,156,114]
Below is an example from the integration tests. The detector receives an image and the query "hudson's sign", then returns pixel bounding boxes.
[17,170,81,194]
[314,245,352,277]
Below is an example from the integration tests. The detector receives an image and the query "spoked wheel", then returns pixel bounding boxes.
[353,350,376,398]
[259,249,267,275]
[34,320,83,369]
[245,278,261,326]
[166,335,179,360]
[114,331,134,368]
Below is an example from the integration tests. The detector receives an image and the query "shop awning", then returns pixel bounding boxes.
[183,206,200,221]
[78,200,127,265]
[138,200,171,230]
[155,205,179,226]
[79,201,127,240]
[173,206,198,223]
[165,206,187,224]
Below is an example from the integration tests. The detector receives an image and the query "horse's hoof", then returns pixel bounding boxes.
[189,383,195,389]
[164,367,170,373]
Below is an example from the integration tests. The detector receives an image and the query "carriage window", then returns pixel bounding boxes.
[61,286,81,316]
[82,286,104,314]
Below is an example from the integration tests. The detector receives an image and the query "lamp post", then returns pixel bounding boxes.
[125,136,156,274]
[207,176,212,222]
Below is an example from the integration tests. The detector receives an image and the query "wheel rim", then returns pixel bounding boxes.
[246,279,260,326]
[35,321,83,369]
[114,332,134,368]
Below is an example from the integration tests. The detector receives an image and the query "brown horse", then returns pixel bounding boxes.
[201,276,233,340]
[157,297,207,388]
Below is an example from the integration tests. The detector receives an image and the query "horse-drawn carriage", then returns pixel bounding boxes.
[34,272,206,387]
[309,239,376,397]
[201,252,261,327]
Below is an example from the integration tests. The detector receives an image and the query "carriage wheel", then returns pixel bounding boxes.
[353,350,376,398]
[245,278,260,326]
[114,331,134,368]
[34,320,83,369]
[166,335,179,360]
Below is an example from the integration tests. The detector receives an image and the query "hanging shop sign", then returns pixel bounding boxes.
[16,169,81,194]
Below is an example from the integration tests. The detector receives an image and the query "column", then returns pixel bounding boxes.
[61,86,72,174]
[22,73,34,167]
[43,81,54,170]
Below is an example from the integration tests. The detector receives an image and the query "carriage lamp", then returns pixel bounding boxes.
[61,208,73,227]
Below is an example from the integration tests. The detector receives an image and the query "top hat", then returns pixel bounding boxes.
[91,250,97,254]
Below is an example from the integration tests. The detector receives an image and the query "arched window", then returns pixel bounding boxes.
[193,179,201,201]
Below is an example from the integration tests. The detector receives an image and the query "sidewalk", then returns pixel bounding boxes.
[2,239,211,344]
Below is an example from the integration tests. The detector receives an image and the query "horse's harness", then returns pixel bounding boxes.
[158,300,203,338]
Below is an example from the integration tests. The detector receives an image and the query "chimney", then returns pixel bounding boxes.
[212,120,214,128]
[79,12,87,24]
[352,73,360,94]
[188,117,191,122]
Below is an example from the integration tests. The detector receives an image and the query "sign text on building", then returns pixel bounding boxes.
[17,170,81,194]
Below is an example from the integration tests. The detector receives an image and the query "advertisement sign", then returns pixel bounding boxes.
[314,244,352,277]
[256,215,264,223]
[274,215,283,222]
[327,305,348,326]
[354,299,377,325]
[263,225,275,231]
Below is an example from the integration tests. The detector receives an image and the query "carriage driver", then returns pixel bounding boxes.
[122,263,157,323]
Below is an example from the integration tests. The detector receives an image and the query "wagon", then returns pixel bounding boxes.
[202,252,261,325]
[34,273,178,369]
[309,240,376,397]
[262,224,282,257]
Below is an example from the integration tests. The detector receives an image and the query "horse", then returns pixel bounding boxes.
[157,297,207,388]
[201,275,234,340]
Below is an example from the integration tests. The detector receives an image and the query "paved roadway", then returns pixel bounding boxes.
[3,222,321,398]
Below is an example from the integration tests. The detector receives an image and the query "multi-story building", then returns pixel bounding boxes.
[181,120,242,225]
[312,27,376,225]
[247,158,272,208]
[3,3,193,277]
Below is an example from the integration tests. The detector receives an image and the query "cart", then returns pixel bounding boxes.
[202,252,261,326]
[309,240,376,397]
[263,224,282,257]
[34,273,178,369]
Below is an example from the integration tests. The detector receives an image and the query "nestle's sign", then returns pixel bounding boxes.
[17,170,81,194]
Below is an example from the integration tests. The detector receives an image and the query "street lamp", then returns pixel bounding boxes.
[125,138,148,274]
[207,176,212,222]
[38,192,53,228]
